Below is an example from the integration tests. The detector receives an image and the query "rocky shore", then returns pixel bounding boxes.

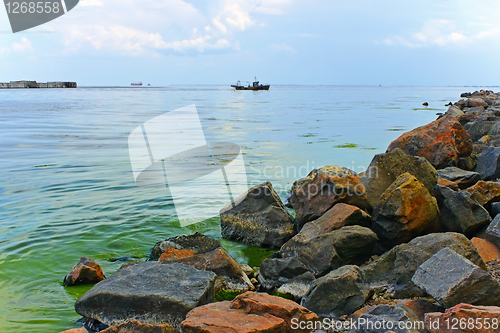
[63,90,500,332]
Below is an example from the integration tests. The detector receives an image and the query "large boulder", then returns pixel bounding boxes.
[475,146,500,181]
[288,166,369,226]
[486,214,500,249]
[437,167,480,189]
[361,148,438,208]
[425,304,500,333]
[159,247,254,292]
[258,257,315,298]
[412,248,500,308]
[150,232,220,261]
[75,262,216,326]
[434,185,491,235]
[466,180,500,206]
[181,292,318,333]
[360,233,486,298]
[281,225,378,277]
[372,173,440,245]
[387,116,473,169]
[349,304,424,333]
[63,257,105,286]
[301,265,369,318]
[220,181,296,248]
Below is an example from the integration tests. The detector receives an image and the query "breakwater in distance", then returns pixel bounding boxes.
[0,80,77,88]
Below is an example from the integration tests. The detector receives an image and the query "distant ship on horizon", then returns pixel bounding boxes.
[131,82,143,86]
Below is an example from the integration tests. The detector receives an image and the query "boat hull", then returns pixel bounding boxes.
[231,85,270,91]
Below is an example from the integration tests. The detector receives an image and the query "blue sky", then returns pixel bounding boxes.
[1,0,500,86]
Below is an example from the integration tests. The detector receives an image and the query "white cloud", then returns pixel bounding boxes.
[12,37,33,51]
[79,0,103,7]
[269,43,296,53]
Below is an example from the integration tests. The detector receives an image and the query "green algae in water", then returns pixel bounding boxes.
[34,164,56,168]
[272,291,294,300]
[215,290,243,302]
[298,134,317,137]
[334,143,358,148]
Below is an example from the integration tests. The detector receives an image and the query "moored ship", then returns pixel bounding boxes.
[231,77,270,91]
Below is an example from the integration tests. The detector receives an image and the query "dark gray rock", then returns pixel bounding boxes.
[361,148,438,208]
[475,146,500,181]
[372,173,440,246]
[445,105,464,118]
[258,257,315,298]
[435,185,491,235]
[281,226,378,277]
[491,202,500,217]
[288,166,370,226]
[412,248,500,308]
[150,232,220,261]
[437,167,480,189]
[75,262,216,326]
[301,265,369,318]
[360,232,486,298]
[220,181,296,248]
[349,304,424,333]
[486,214,500,248]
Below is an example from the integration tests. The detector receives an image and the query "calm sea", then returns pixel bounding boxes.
[0,85,481,332]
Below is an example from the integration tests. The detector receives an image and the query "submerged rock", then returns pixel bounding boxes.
[361,148,438,208]
[372,173,440,245]
[220,181,296,248]
[150,232,220,261]
[75,262,216,326]
[301,265,369,318]
[435,185,491,235]
[281,225,378,277]
[360,232,485,298]
[288,166,369,226]
[63,257,105,287]
[387,115,473,169]
[159,247,254,292]
[412,248,500,308]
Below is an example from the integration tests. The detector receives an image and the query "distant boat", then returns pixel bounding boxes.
[131,82,143,86]
[231,77,270,91]
[147,83,151,87]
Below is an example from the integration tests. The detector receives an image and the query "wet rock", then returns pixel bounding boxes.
[301,265,369,318]
[220,181,296,248]
[471,237,500,263]
[412,248,500,308]
[361,148,438,208]
[361,232,486,298]
[372,173,440,245]
[434,185,491,235]
[158,249,196,262]
[160,247,254,292]
[63,257,105,287]
[100,320,177,333]
[288,166,369,226]
[387,115,473,169]
[150,232,220,261]
[75,262,216,326]
[467,97,489,108]
[425,303,500,333]
[258,257,315,297]
[437,167,480,189]
[231,291,318,332]
[475,146,500,181]
[349,304,424,333]
[181,301,286,333]
[486,214,500,248]
[281,225,378,277]
[466,180,500,206]
[181,291,318,333]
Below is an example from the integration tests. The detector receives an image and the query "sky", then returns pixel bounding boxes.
[1,0,500,86]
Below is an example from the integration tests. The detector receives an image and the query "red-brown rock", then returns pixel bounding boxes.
[471,237,500,263]
[466,181,500,206]
[63,257,105,286]
[158,248,197,262]
[230,291,319,331]
[60,328,88,333]
[387,116,473,169]
[425,303,500,333]
[438,178,460,191]
[181,301,286,333]
[100,320,177,333]
[467,98,489,108]
[289,166,369,226]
